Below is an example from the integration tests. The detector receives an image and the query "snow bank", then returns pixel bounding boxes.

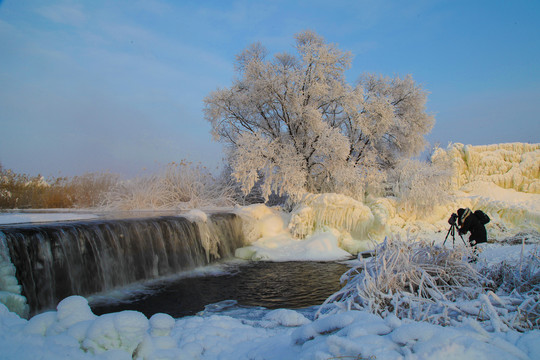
[235,230,352,261]
[433,142,540,194]
[0,294,538,360]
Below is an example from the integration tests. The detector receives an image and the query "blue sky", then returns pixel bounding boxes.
[1,0,539,177]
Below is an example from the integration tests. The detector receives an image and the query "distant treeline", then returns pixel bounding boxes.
[0,163,118,209]
[0,162,239,210]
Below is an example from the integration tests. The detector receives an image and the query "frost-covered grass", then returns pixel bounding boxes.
[318,238,540,333]
[101,162,236,210]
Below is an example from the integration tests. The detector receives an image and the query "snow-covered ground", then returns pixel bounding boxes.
[0,142,538,359]
[0,241,538,360]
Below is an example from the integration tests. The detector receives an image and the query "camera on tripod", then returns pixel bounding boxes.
[444,212,466,247]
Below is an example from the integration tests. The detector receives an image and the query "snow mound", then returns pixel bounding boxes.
[235,229,352,261]
[234,204,290,244]
[262,309,311,327]
[83,310,148,355]
[149,313,175,337]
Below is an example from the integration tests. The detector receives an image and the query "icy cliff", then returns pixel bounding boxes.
[432,142,540,194]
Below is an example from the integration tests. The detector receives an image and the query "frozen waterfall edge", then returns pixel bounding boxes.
[0,212,245,317]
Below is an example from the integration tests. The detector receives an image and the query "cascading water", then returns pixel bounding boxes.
[0,213,244,316]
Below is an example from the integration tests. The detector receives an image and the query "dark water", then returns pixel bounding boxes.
[91,261,350,318]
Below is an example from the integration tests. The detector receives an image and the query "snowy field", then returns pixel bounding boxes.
[0,143,539,359]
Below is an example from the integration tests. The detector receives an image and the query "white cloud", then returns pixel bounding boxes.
[35,2,86,27]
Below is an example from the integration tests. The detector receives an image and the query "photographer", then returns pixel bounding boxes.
[456,208,488,247]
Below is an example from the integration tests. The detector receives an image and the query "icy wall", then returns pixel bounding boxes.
[432,142,540,194]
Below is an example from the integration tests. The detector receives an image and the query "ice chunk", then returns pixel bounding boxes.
[0,233,29,317]
[262,309,311,327]
[235,230,352,261]
[183,209,208,222]
[0,291,28,318]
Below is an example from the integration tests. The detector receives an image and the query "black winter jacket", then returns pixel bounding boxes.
[457,208,487,245]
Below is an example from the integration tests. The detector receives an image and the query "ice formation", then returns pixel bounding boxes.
[0,233,28,317]
[288,193,377,239]
[432,142,540,194]
[234,203,354,261]
[230,143,540,259]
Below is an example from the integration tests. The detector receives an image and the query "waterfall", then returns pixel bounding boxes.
[0,213,244,316]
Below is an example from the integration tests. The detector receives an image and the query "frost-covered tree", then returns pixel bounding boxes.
[387,157,453,216]
[204,31,434,200]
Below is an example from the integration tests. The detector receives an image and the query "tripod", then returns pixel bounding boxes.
[443,223,467,247]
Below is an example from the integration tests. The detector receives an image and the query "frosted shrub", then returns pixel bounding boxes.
[317,238,481,324]
[0,162,117,209]
[102,162,236,210]
[318,238,540,331]
[65,172,119,208]
[482,248,540,329]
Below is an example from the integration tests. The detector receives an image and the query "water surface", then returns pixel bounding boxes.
[91,261,350,318]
